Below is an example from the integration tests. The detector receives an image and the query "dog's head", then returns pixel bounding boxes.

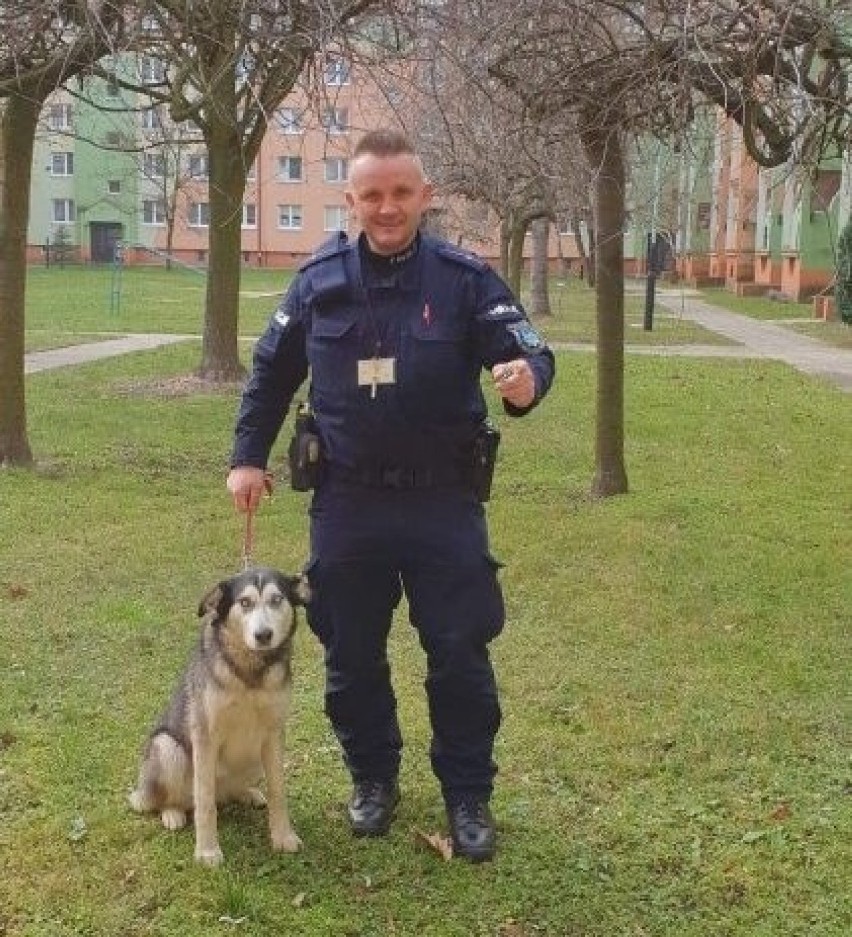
[198,567,311,653]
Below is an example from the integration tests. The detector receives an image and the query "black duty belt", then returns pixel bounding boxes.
[328,463,467,490]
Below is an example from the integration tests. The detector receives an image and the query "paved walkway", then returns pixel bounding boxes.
[23,299,852,392]
[656,293,852,392]
[24,334,189,375]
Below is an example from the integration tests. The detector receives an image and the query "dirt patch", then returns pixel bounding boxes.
[114,374,244,398]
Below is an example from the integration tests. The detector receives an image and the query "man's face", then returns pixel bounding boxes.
[345,151,433,256]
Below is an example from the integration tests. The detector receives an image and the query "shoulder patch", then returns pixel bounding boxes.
[485,302,523,320]
[508,320,547,353]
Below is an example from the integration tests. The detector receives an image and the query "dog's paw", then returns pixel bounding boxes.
[128,789,148,813]
[160,808,187,831]
[271,829,303,854]
[243,787,267,808]
[195,844,224,866]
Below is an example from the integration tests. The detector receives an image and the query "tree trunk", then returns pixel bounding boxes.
[584,209,597,289]
[529,216,551,317]
[499,218,510,281]
[198,126,246,380]
[0,94,41,467]
[580,117,628,497]
[507,217,527,296]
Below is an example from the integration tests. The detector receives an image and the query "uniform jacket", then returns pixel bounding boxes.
[231,232,555,474]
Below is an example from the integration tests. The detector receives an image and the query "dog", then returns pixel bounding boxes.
[129,567,311,866]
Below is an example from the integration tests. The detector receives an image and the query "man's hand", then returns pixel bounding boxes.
[227,466,273,514]
[492,359,536,409]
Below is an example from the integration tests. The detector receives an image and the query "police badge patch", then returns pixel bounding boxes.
[507,320,546,353]
[485,302,522,319]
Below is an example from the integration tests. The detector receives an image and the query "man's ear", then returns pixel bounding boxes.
[198,581,230,618]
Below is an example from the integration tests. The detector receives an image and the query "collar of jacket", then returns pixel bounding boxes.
[353,233,422,293]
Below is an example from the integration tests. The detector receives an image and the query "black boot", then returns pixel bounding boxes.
[348,779,400,836]
[447,799,496,862]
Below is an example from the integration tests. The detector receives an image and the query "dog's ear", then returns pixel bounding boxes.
[285,573,312,607]
[198,581,230,619]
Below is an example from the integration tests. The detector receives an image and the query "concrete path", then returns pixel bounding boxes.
[655,293,852,392]
[23,301,852,392]
[24,334,190,375]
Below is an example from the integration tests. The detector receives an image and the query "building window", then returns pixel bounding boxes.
[324,157,348,183]
[142,199,166,225]
[140,107,162,130]
[47,103,73,131]
[277,155,303,182]
[52,199,76,224]
[324,206,348,232]
[321,107,349,135]
[108,180,121,194]
[139,55,166,84]
[277,204,303,230]
[143,152,166,178]
[242,204,257,228]
[188,202,209,227]
[324,56,351,86]
[275,107,303,135]
[49,152,74,176]
[188,153,209,179]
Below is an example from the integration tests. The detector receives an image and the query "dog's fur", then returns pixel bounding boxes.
[129,567,311,866]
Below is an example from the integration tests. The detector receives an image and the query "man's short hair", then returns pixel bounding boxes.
[353,129,416,159]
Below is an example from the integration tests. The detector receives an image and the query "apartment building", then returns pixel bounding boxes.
[27,54,584,273]
[672,116,851,304]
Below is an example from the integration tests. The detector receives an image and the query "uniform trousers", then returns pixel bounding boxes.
[306,481,504,805]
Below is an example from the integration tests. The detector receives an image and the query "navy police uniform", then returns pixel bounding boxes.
[232,231,555,807]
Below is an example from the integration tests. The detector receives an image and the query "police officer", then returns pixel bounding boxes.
[227,129,554,862]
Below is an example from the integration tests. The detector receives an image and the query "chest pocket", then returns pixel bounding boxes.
[307,309,359,399]
[402,313,476,423]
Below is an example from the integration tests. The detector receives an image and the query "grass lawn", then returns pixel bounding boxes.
[1,331,849,935]
[23,265,732,349]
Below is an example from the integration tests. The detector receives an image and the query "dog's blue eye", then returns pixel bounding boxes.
[240,597,253,610]
[269,594,283,607]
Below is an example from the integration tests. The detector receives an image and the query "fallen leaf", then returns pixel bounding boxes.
[414,829,453,861]
[291,892,307,908]
[6,584,28,600]
[770,802,792,821]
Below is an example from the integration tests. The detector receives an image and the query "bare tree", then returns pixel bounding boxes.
[130,1,380,379]
[0,1,131,467]
[439,0,852,497]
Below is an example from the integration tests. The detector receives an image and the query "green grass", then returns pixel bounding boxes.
[24,265,289,337]
[534,280,733,346]
[1,333,850,935]
[23,265,735,348]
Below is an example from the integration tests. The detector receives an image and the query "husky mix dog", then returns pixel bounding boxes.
[129,567,311,866]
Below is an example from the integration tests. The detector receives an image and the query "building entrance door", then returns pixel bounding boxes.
[90,222,124,263]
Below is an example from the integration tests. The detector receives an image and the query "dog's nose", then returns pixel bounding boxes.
[254,627,273,646]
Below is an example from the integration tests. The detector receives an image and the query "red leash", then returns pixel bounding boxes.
[241,472,274,570]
